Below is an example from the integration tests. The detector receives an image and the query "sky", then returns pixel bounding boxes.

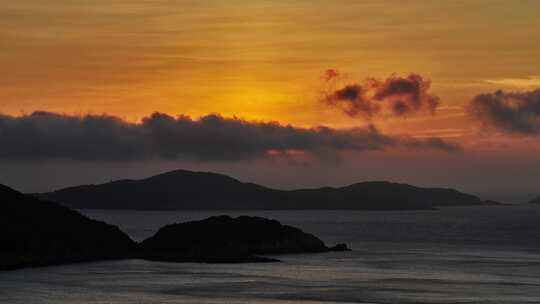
[1,0,540,202]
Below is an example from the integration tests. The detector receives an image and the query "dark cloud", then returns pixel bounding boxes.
[467,89,540,135]
[324,73,440,118]
[0,111,458,162]
[323,69,340,82]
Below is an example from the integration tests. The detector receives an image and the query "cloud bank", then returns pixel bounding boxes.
[467,89,540,135]
[0,111,458,161]
[324,73,440,118]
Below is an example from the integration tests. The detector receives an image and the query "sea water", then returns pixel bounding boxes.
[2,206,540,303]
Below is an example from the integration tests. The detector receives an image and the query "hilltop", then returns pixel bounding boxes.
[37,169,497,210]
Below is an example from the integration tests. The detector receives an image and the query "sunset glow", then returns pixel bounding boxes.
[2,0,540,201]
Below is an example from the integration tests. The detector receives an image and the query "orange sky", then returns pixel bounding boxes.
[2,1,540,137]
[2,1,540,199]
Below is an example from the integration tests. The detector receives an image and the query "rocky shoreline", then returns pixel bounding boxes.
[1,184,349,270]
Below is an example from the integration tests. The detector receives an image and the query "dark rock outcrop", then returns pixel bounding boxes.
[1,184,352,269]
[37,169,495,210]
[0,184,135,270]
[329,243,350,251]
[139,216,349,263]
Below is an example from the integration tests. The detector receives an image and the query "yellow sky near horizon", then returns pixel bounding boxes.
[2,0,540,139]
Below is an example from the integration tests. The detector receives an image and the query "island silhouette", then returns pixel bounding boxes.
[1,184,348,270]
[3,169,504,270]
[36,169,498,210]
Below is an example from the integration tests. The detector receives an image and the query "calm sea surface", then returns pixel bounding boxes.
[2,206,540,303]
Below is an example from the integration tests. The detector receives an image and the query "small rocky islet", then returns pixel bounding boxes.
[0,184,349,270]
[139,215,350,263]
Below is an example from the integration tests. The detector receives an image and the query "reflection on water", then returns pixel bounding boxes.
[1,206,540,303]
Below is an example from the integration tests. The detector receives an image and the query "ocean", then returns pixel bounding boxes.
[2,205,540,303]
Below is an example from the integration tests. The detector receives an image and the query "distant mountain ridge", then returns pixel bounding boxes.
[37,169,497,210]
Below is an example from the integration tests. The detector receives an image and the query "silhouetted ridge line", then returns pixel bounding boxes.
[0,184,135,270]
[1,184,351,269]
[37,169,498,210]
[138,215,350,263]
